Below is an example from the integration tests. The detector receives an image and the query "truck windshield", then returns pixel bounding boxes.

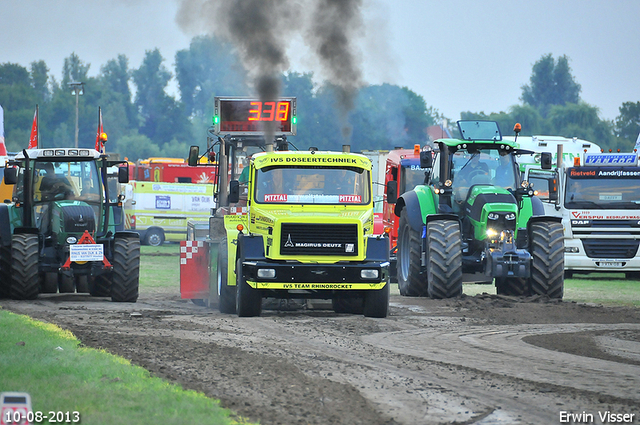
[255,166,370,205]
[565,167,640,209]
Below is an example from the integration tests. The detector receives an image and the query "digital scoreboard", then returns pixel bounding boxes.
[213,97,297,136]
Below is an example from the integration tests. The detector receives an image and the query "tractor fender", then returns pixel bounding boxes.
[530,195,545,216]
[527,215,562,230]
[0,204,11,247]
[114,230,140,240]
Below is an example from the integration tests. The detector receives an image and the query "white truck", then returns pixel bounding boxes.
[123,181,215,246]
[524,148,640,278]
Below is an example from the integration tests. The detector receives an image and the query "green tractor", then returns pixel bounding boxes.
[390,120,564,298]
[0,147,139,302]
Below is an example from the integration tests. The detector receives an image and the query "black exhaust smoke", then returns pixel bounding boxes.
[176,0,364,144]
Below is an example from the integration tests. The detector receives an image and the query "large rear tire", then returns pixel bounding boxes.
[363,283,390,318]
[236,258,262,317]
[426,220,463,299]
[217,238,236,314]
[396,208,426,296]
[110,237,140,302]
[0,244,12,298]
[9,234,40,300]
[529,222,564,299]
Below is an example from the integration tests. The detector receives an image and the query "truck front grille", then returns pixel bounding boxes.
[280,223,359,256]
[582,239,639,259]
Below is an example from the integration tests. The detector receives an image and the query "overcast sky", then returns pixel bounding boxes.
[2,0,640,123]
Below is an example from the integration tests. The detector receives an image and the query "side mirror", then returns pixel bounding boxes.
[188,146,200,167]
[420,151,433,168]
[386,180,398,204]
[118,166,129,184]
[540,152,552,169]
[3,167,18,185]
[229,180,240,204]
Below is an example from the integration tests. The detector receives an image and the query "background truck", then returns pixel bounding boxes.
[392,120,564,298]
[0,147,139,301]
[123,180,215,246]
[503,135,602,173]
[180,96,390,317]
[127,157,217,183]
[525,148,640,278]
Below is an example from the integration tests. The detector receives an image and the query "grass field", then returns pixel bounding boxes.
[0,244,250,425]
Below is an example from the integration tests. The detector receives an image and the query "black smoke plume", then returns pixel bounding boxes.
[176,0,365,143]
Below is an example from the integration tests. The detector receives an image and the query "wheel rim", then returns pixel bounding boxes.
[147,233,162,246]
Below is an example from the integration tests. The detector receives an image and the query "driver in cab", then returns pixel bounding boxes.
[452,153,490,208]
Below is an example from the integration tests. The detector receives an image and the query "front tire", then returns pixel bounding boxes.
[236,258,262,317]
[397,208,426,296]
[10,234,40,300]
[363,283,390,318]
[529,222,564,299]
[495,277,527,296]
[110,237,140,302]
[217,239,236,314]
[426,220,463,299]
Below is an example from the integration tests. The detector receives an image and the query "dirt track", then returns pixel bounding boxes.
[2,286,640,425]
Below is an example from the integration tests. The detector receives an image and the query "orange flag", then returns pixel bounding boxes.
[28,106,38,149]
[95,107,104,153]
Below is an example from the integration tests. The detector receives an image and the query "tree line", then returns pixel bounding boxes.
[1,38,639,160]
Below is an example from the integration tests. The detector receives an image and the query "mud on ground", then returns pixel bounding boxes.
[2,288,640,425]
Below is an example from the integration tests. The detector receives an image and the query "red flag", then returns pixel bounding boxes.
[28,106,38,149]
[95,107,103,152]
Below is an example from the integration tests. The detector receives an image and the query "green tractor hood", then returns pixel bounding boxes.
[462,185,518,241]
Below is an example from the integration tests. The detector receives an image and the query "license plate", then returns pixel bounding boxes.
[598,262,623,268]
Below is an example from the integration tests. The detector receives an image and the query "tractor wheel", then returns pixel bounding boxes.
[332,296,364,314]
[396,208,426,296]
[529,222,564,299]
[217,238,236,314]
[495,277,527,296]
[145,228,165,247]
[363,283,390,318]
[90,275,111,297]
[59,275,75,293]
[75,275,90,293]
[236,258,262,317]
[426,220,463,299]
[0,244,12,298]
[42,272,58,293]
[9,234,40,300]
[110,237,140,302]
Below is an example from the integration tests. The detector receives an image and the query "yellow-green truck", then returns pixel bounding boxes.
[179,95,389,317]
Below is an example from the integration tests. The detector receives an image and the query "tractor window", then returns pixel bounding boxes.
[32,161,101,204]
[255,166,370,205]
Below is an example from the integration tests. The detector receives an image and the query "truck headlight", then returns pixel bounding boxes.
[565,247,579,253]
[257,269,276,278]
[361,269,379,279]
